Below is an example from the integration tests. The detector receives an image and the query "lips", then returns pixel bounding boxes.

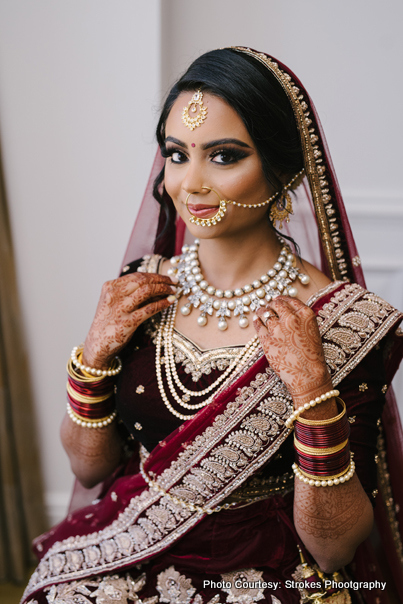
[187,204,219,218]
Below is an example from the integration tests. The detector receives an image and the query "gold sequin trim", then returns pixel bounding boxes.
[359,383,368,392]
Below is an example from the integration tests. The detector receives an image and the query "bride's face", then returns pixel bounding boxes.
[163,92,275,238]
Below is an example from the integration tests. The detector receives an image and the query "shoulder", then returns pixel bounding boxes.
[295,258,331,304]
[120,254,165,277]
[313,281,402,386]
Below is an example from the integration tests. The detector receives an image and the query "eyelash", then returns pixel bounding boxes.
[161,146,248,165]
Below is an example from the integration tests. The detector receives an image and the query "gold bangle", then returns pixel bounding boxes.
[67,359,107,383]
[66,382,113,404]
[285,389,340,428]
[295,398,346,427]
[294,438,349,456]
[292,456,355,487]
[71,345,122,377]
[66,403,117,428]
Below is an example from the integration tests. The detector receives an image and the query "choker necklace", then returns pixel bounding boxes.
[155,300,260,420]
[168,239,310,331]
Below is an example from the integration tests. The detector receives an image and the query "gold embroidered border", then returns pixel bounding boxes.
[315,283,403,386]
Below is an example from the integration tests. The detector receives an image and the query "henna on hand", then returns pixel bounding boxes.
[253,296,333,407]
[294,475,369,540]
[83,272,177,368]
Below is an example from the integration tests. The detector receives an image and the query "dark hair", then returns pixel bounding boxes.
[153,48,304,248]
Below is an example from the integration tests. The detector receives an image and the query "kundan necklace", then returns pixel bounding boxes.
[167,239,310,331]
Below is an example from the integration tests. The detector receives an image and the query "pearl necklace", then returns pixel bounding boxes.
[168,240,310,331]
[155,301,260,420]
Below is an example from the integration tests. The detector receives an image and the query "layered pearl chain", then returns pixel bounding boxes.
[155,301,260,420]
[168,240,310,331]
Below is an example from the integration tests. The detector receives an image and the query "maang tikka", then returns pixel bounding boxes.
[182,90,208,131]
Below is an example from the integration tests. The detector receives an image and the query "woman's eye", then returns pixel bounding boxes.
[171,151,187,163]
[162,147,188,164]
[210,149,246,164]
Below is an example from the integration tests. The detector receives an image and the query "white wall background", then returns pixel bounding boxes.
[0,0,401,526]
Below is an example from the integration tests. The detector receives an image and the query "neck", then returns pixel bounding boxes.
[197,224,282,290]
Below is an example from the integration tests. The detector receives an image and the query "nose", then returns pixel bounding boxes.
[181,158,206,198]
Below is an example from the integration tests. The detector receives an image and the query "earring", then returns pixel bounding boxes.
[268,168,305,229]
[269,190,293,229]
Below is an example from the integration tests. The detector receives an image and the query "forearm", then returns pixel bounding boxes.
[294,473,373,573]
[60,413,123,488]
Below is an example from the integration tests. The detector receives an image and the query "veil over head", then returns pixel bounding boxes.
[121,46,403,598]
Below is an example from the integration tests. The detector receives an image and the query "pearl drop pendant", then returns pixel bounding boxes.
[218,319,228,331]
[239,316,249,328]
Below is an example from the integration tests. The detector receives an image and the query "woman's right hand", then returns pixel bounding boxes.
[82,272,177,368]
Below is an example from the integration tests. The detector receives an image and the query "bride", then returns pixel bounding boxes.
[23,47,403,604]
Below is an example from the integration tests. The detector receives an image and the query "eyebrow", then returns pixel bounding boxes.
[164,136,252,150]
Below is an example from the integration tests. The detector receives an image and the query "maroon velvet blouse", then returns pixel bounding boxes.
[116,259,387,504]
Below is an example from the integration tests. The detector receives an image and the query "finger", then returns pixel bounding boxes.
[129,282,177,308]
[254,307,278,329]
[120,272,178,294]
[278,296,307,314]
[264,297,296,318]
[252,313,268,333]
[136,296,175,323]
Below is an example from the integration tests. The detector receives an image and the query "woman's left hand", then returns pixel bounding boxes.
[253,296,332,407]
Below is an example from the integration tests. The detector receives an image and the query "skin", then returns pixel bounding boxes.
[61,92,373,572]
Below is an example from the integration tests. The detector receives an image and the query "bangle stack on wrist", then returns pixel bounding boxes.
[66,345,122,428]
[291,394,355,487]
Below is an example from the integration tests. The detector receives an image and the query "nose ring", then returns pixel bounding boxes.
[185,187,227,227]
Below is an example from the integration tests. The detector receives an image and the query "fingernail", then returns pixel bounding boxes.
[170,276,179,284]
[167,295,176,303]
[253,315,258,321]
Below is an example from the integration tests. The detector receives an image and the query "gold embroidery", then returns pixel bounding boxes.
[382,384,388,394]
[137,254,162,274]
[317,284,402,386]
[359,383,368,392]
[136,385,145,394]
[173,330,241,382]
[156,566,200,604]
[221,569,266,603]
[43,573,147,604]
[352,256,361,267]
[135,423,143,431]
